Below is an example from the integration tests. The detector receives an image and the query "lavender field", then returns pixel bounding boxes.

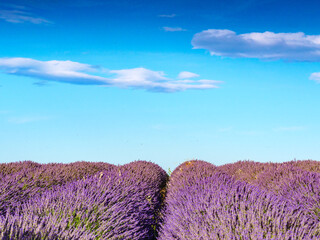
[1,160,320,239]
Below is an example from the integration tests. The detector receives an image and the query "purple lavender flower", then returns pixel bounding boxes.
[0,160,168,239]
[159,160,318,239]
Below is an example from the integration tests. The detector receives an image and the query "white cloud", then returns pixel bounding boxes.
[0,57,222,92]
[0,58,106,85]
[0,9,51,24]
[109,68,221,92]
[163,27,186,32]
[110,68,168,85]
[310,72,320,83]
[192,29,320,61]
[158,14,176,18]
[178,71,200,79]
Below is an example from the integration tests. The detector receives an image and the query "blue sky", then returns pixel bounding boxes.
[0,0,320,171]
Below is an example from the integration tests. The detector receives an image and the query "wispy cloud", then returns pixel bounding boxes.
[192,29,320,61]
[33,81,50,87]
[178,71,200,79]
[0,57,222,92]
[0,9,51,24]
[0,58,105,85]
[158,14,176,18]
[163,27,186,32]
[310,72,320,83]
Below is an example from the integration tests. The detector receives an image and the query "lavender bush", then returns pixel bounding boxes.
[0,161,115,216]
[220,161,320,221]
[159,160,319,239]
[0,161,168,239]
[169,160,217,190]
[120,161,169,235]
[0,161,41,177]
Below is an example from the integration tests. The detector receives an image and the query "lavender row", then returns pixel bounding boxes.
[218,159,320,184]
[0,161,116,216]
[219,160,320,222]
[159,160,319,239]
[0,161,168,239]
